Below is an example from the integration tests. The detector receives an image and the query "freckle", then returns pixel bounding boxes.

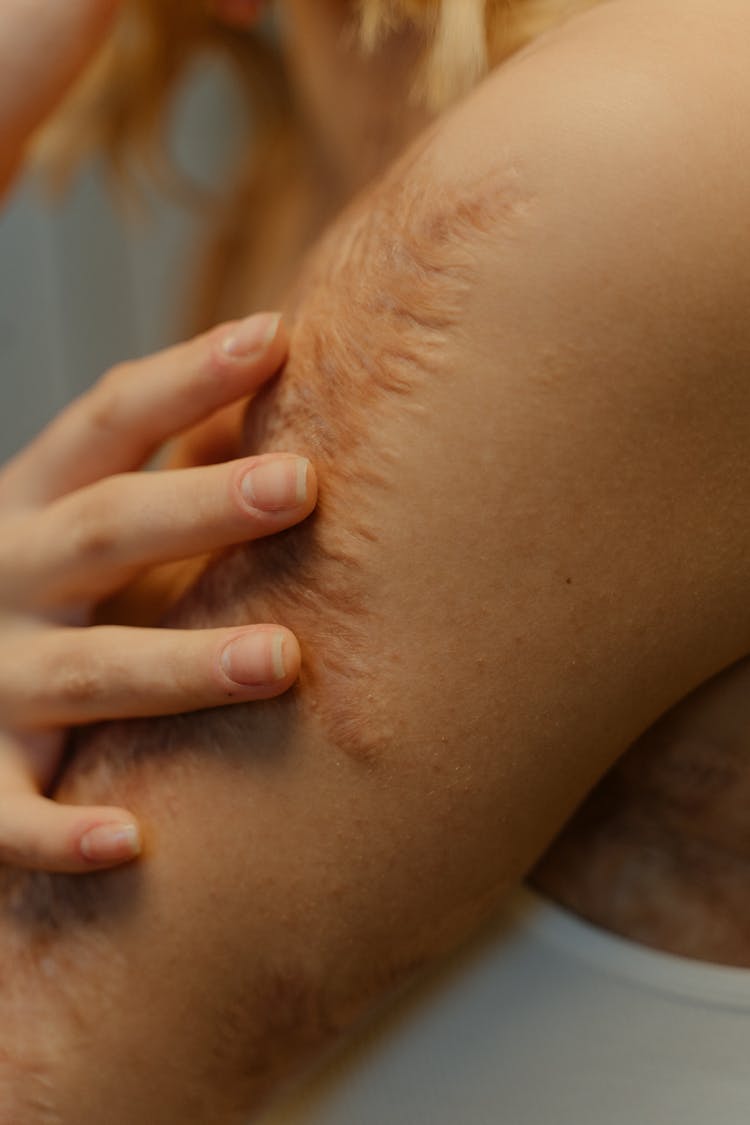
[565,577,572,585]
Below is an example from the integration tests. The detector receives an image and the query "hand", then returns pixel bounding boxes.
[0,314,317,874]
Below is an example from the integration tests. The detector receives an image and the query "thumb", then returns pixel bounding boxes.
[0,0,121,192]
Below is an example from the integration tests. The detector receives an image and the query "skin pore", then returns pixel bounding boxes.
[2,0,750,1119]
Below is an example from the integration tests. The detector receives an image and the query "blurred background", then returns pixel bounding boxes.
[0,58,246,460]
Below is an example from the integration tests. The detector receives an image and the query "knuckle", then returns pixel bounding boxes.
[100,360,131,392]
[8,635,106,719]
[71,521,118,568]
[69,480,125,565]
[87,363,132,435]
[51,650,103,708]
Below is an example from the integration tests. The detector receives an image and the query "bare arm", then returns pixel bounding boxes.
[3,2,750,1120]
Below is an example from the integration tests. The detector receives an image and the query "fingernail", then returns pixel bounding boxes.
[221,631,287,685]
[241,457,309,512]
[80,822,141,864]
[222,312,281,358]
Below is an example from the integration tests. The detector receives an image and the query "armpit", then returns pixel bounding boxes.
[201,136,539,759]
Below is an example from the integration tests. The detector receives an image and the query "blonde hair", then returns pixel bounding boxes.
[40,0,601,320]
[360,0,601,106]
[42,0,601,175]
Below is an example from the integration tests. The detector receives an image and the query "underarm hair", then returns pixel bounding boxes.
[4,0,595,960]
[166,150,512,754]
[0,137,532,950]
[118,140,529,764]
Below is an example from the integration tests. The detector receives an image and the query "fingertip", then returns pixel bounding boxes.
[268,315,290,365]
[279,627,302,682]
[269,627,304,698]
[237,454,316,519]
[203,314,288,403]
[258,628,302,699]
[0,799,143,873]
[217,311,285,364]
[304,458,319,511]
[219,626,302,695]
[78,818,142,868]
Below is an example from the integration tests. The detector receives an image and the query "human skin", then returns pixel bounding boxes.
[3,1,750,1119]
[273,0,750,964]
[0,315,320,875]
[0,0,322,876]
[532,653,750,961]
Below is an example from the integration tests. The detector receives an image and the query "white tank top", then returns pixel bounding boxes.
[260,886,750,1123]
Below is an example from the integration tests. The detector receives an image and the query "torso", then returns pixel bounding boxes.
[532,656,750,966]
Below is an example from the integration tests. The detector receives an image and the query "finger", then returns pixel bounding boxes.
[0,313,287,509]
[0,794,142,873]
[0,728,140,873]
[0,625,302,728]
[0,0,122,196]
[0,801,139,877]
[1,453,316,608]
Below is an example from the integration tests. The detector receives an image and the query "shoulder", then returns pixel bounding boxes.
[406,0,750,377]
[433,0,750,217]
[501,0,750,107]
